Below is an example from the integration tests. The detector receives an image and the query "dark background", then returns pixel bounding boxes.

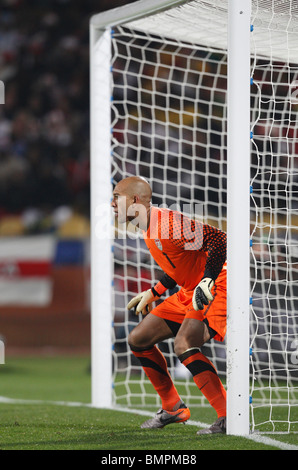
[0,0,138,226]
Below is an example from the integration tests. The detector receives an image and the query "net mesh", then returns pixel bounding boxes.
[104,0,298,431]
[111,28,227,408]
[250,15,298,433]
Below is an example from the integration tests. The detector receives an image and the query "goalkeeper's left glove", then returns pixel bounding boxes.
[126,289,159,316]
[192,277,214,311]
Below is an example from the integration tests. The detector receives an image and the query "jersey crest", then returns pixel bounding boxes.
[154,239,163,250]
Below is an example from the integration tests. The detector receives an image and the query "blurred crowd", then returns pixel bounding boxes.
[0,0,136,235]
[0,0,297,239]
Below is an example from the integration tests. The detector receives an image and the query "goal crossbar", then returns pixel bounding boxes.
[90,0,189,31]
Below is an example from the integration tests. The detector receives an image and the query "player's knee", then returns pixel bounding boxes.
[127,328,139,349]
[174,327,206,357]
[128,327,151,350]
[174,319,209,358]
[174,336,189,358]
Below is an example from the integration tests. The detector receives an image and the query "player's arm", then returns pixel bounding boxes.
[151,272,177,297]
[192,224,227,310]
[127,272,177,315]
[200,224,227,278]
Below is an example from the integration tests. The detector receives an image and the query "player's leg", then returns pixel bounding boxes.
[128,311,173,349]
[174,318,226,433]
[174,317,211,352]
[128,314,183,411]
[128,313,190,428]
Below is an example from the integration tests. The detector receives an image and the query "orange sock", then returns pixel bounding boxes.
[131,345,181,411]
[179,348,226,418]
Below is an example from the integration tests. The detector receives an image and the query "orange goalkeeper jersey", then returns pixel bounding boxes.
[144,206,226,292]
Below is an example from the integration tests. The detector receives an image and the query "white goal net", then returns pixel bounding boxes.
[249,1,298,433]
[91,0,298,433]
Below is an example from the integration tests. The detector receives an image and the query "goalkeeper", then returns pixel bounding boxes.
[112,176,227,435]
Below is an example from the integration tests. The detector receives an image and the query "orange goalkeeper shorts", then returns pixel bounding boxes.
[151,266,227,342]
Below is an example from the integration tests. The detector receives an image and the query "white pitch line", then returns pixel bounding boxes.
[113,406,298,450]
[245,433,298,451]
[0,395,93,407]
[0,396,297,450]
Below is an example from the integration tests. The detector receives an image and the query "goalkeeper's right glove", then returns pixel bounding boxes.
[126,289,159,316]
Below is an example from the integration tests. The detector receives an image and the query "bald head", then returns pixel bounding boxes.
[111,176,152,228]
[116,176,152,204]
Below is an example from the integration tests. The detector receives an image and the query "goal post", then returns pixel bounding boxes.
[226,0,251,436]
[89,0,298,434]
[90,26,113,408]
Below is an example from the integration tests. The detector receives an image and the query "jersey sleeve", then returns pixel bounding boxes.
[152,273,177,297]
[200,224,227,281]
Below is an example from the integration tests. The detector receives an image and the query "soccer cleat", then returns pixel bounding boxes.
[196,416,226,435]
[140,403,191,429]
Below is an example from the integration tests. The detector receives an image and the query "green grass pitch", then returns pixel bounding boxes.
[0,355,297,451]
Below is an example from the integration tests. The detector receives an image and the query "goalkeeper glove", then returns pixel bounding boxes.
[192,277,214,311]
[126,289,159,315]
